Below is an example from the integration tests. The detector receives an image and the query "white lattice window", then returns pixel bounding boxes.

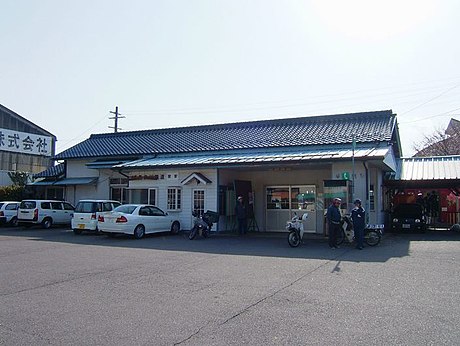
[167,187,182,211]
[193,190,205,216]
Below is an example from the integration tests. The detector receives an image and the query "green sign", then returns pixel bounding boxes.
[342,172,350,180]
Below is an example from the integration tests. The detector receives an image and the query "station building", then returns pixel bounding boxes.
[35,110,401,233]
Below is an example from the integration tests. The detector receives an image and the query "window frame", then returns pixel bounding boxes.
[167,187,182,211]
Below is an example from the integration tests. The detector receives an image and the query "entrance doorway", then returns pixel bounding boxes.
[265,185,316,232]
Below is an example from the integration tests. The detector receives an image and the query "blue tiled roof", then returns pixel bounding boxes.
[55,110,397,159]
[32,163,65,178]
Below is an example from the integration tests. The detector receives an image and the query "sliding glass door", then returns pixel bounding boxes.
[266,185,316,232]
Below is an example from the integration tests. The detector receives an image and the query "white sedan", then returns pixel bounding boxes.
[98,204,181,239]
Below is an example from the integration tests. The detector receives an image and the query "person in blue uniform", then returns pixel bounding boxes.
[351,199,366,250]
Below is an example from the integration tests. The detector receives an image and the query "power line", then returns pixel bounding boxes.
[399,106,460,124]
[399,84,460,115]
[121,80,460,118]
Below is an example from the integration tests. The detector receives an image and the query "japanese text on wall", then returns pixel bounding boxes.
[0,128,52,156]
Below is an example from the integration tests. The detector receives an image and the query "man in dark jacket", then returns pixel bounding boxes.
[235,196,247,235]
[326,198,342,248]
[351,199,366,250]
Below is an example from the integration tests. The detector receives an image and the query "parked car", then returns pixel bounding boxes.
[391,203,426,232]
[71,199,121,234]
[98,204,181,239]
[0,201,20,226]
[17,200,75,229]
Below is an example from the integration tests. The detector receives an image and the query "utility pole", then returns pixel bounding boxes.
[109,106,125,133]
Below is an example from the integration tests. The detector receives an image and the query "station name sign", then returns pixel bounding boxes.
[0,128,52,156]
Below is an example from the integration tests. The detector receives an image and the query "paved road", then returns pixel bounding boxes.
[0,227,459,345]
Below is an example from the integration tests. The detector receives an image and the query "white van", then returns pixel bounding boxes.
[0,201,20,226]
[71,200,121,234]
[17,200,75,229]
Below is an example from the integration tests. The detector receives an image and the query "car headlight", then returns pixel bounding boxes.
[393,218,399,223]
[415,219,421,223]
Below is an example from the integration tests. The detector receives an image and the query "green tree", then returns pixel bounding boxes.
[0,185,26,201]
[7,171,29,187]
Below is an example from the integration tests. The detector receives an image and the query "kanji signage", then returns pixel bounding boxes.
[0,128,52,156]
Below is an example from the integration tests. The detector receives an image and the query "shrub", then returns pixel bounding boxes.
[0,185,27,201]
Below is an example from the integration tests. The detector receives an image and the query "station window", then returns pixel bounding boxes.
[193,190,205,216]
[167,187,181,211]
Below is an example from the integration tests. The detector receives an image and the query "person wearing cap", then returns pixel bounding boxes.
[326,197,342,249]
[234,195,247,235]
[351,198,366,250]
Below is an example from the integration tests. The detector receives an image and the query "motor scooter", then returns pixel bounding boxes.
[337,215,382,247]
[287,212,309,247]
[189,210,213,240]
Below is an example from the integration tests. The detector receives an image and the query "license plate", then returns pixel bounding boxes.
[78,224,85,229]
[402,224,411,229]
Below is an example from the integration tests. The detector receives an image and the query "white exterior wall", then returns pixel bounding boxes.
[63,160,122,205]
[331,161,385,224]
[62,158,388,231]
[128,168,218,231]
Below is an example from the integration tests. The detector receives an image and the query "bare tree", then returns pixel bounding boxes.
[413,119,460,157]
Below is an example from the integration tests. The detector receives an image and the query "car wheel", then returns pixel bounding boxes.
[170,221,180,235]
[10,217,18,227]
[42,218,53,229]
[73,228,83,235]
[133,225,145,239]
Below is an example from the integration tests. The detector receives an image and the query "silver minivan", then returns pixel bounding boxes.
[18,200,75,229]
[71,200,121,234]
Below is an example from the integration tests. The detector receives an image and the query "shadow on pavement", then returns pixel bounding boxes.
[1,226,459,262]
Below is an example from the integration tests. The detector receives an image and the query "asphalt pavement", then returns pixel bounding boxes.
[0,227,459,345]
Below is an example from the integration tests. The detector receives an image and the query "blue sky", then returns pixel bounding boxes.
[1,0,459,156]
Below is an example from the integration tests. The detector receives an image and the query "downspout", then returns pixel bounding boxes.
[363,161,370,224]
[118,170,130,180]
[216,167,220,233]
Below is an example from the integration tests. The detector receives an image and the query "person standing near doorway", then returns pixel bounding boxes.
[235,196,247,235]
[326,198,342,249]
[351,199,366,250]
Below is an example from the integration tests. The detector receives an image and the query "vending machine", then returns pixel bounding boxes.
[323,179,353,215]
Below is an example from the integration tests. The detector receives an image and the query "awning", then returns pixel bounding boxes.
[53,177,98,185]
[86,160,130,169]
[384,156,460,187]
[393,156,460,181]
[181,172,212,185]
[115,147,392,169]
[28,179,56,186]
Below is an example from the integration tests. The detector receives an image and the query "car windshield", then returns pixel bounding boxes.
[113,205,137,214]
[393,204,423,218]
